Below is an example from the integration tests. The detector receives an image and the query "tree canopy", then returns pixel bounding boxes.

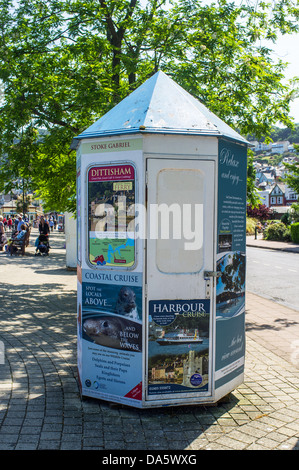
[0,0,299,212]
[284,145,299,195]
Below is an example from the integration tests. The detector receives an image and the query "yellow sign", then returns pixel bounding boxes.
[113,182,133,191]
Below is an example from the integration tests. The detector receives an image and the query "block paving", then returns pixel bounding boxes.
[0,230,298,450]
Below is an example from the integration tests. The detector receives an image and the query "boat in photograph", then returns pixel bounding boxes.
[156,330,203,346]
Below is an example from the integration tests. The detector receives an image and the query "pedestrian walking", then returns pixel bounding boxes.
[49,217,54,232]
[7,216,12,230]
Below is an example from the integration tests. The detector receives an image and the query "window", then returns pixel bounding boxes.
[155,169,204,274]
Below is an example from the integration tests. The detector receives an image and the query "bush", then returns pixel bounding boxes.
[290,223,299,243]
[264,221,291,241]
[290,203,299,223]
[247,203,273,221]
[281,211,292,226]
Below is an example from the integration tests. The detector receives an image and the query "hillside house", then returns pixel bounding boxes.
[285,186,298,205]
[269,184,285,207]
[271,141,290,154]
[256,171,275,188]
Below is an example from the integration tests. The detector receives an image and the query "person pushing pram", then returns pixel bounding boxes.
[35,216,51,256]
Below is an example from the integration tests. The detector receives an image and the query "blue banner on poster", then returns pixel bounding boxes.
[215,139,247,387]
[217,140,247,254]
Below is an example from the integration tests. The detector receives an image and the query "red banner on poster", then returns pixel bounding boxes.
[125,382,142,401]
[89,164,134,182]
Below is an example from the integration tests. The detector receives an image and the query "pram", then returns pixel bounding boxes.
[35,234,50,256]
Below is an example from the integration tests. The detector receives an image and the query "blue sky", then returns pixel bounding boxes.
[270,33,299,124]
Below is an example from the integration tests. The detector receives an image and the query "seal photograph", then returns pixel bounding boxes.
[82,313,142,352]
[82,282,142,352]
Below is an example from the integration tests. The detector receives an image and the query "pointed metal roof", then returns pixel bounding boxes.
[71,71,248,148]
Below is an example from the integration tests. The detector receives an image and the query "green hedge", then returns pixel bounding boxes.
[291,223,299,243]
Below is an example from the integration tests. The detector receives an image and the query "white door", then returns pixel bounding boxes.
[146,158,216,403]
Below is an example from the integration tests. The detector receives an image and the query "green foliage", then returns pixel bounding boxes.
[281,211,292,226]
[248,124,299,144]
[246,217,258,235]
[290,202,299,222]
[270,125,299,143]
[290,222,299,243]
[247,150,261,207]
[284,156,299,196]
[264,221,291,241]
[0,0,299,211]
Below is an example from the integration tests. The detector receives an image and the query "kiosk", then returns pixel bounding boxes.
[71,71,248,408]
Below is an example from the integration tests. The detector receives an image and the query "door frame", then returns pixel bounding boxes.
[144,155,218,405]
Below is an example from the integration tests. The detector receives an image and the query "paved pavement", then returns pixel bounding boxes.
[246,233,299,253]
[0,229,298,451]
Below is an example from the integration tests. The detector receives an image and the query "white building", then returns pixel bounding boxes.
[257,190,270,207]
[271,141,290,154]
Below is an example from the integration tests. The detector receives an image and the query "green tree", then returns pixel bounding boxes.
[247,150,261,207]
[290,202,299,222]
[0,0,299,212]
[285,162,299,195]
[284,144,299,196]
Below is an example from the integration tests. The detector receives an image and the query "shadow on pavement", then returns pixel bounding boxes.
[0,238,246,450]
[4,230,296,449]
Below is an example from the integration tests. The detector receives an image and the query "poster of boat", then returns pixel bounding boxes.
[147,299,210,396]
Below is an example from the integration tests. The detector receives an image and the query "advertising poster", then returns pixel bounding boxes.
[77,269,83,394]
[80,270,143,406]
[147,299,210,397]
[215,139,247,388]
[88,163,136,268]
[76,168,81,264]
